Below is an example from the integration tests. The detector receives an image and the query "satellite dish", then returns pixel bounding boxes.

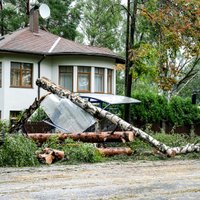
[39,3,50,19]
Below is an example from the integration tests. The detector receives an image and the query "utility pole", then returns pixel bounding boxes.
[124,0,138,123]
[0,0,4,36]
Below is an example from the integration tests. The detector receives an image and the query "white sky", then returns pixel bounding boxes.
[121,0,127,5]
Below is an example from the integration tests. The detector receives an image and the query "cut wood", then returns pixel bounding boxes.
[36,77,200,157]
[97,147,133,156]
[37,148,64,164]
[28,131,135,143]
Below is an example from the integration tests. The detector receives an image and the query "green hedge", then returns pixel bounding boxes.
[131,92,200,126]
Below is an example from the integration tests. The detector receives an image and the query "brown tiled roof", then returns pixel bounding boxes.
[0,28,124,63]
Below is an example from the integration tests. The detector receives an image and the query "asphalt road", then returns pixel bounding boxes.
[0,160,200,200]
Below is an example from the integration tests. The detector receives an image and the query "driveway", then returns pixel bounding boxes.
[0,160,200,200]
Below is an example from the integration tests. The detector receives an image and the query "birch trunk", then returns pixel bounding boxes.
[28,131,135,144]
[36,77,200,156]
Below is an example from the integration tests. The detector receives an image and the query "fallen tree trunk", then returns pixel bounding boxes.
[36,77,200,156]
[9,94,49,134]
[28,131,135,143]
[97,147,133,156]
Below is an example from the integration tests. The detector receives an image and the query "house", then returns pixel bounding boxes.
[0,10,124,120]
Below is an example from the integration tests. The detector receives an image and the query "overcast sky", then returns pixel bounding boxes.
[121,0,127,5]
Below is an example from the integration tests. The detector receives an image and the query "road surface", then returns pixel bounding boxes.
[0,160,200,200]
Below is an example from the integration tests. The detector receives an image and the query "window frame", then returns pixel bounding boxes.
[59,66,73,92]
[95,67,104,93]
[107,69,113,94]
[10,62,33,88]
[77,66,91,93]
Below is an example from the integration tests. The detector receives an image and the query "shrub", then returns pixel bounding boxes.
[29,107,48,122]
[131,91,168,124]
[0,134,39,167]
[168,96,200,125]
[131,91,200,126]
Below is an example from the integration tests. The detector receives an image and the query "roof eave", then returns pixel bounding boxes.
[0,49,125,64]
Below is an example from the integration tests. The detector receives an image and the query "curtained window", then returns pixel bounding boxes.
[59,66,73,91]
[95,68,104,93]
[78,66,91,92]
[107,69,113,94]
[10,62,33,88]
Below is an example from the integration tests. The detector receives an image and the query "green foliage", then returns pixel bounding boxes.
[0,120,10,132]
[78,0,123,50]
[131,91,200,126]
[131,91,168,124]
[42,0,81,40]
[1,0,80,40]
[0,134,39,167]
[42,136,103,164]
[168,96,200,125]
[106,133,200,162]
[129,43,158,81]
[29,107,48,122]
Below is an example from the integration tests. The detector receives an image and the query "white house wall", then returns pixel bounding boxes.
[0,54,117,120]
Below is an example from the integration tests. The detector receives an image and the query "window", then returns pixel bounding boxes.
[10,62,33,88]
[10,111,21,123]
[0,62,2,87]
[78,67,91,92]
[95,68,104,93]
[59,66,73,91]
[107,69,112,94]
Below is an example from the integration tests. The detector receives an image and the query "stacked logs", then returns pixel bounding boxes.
[28,132,134,158]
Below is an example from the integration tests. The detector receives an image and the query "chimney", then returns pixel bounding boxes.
[29,7,39,33]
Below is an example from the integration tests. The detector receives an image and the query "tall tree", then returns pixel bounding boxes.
[78,0,123,51]
[42,0,81,40]
[0,0,27,35]
[0,0,80,40]
[137,0,200,98]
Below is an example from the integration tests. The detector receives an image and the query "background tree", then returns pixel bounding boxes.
[0,0,80,40]
[0,0,27,35]
[139,0,200,98]
[42,0,81,40]
[77,0,123,51]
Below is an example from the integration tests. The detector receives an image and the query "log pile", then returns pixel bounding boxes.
[35,77,200,157]
[37,148,64,164]
[28,131,135,144]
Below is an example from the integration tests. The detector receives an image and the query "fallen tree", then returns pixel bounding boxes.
[28,131,135,144]
[36,77,200,157]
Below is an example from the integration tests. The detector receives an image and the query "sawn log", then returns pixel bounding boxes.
[97,147,133,156]
[28,131,135,143]
[36,77,200,157]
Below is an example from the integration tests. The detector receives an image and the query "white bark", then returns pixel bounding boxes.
[36,77,200,157]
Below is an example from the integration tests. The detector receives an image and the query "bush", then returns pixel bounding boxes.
[29,107,48,122]
[131,91,200,126]
[168,96,200,125]
[131,91,168,124]
[0,134,39,167]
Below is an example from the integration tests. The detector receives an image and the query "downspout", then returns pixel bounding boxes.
[37,55,46,99]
